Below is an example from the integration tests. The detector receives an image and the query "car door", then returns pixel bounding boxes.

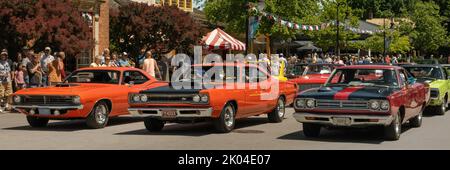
[243,66,265,116]
[399,70,416,121]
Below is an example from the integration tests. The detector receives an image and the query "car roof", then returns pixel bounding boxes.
[401,64,441,68]
[338,65,401,70]
[77,67,143,72]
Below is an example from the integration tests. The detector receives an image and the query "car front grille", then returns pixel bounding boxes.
[298,84,322,92]
[316,100,369,110]
[145,94,196,104]
[430,89,439,99]
[22,96,75,105]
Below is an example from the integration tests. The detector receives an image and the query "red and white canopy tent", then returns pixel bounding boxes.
[202,28,246,51]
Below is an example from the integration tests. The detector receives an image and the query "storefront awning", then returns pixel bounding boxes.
[202,28,246,51]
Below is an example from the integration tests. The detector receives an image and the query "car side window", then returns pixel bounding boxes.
[123,71,149,85]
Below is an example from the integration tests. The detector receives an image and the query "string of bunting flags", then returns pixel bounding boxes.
[251,7,382,35]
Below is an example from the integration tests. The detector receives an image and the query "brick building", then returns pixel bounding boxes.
[73,0,110,68]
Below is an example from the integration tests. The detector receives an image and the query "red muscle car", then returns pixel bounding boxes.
[128,63,297,133]
[293,65,430,140]
[11,67,157,129]
[289,63,344,93]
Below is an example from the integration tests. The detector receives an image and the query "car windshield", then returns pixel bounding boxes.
[288,65,307,76]
[404,67,443,80]
[303,65,333,75]
[65,70,120,84]
[187,66,240,83]
[326,69,398,87]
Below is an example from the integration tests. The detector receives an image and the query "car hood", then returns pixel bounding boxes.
[14,83,115,95]
[290,74,331,84]
[416,78,445,89]
[299,85,397,100]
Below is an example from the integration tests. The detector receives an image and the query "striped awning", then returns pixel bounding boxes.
[202,28,246,51]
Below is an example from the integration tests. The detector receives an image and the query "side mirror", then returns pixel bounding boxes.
[408,77,416,85]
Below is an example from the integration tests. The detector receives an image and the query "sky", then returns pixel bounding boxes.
[193,0,206,10]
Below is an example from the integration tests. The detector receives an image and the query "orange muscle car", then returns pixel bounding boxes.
[128,63,298,133]
[11,67,157,129]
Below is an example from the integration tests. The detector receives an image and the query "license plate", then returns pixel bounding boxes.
[332,117,351,126]
[38,108,51,115]
[161,110,177,119]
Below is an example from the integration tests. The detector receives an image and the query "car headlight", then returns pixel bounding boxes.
[369,100,380,110]
[306,99,316,108]
[200,95,209,103]
[73,96,81,104]
[140,95,148,102]
[295,99,306,108]
[13,96,21,103]
[193,95,201,103]
[381,100,390,110]
[132,94,141,102]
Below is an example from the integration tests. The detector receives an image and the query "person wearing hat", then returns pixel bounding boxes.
[90,55,106,67]
[118,52,131,67]
[40,47,54,86]
[0,50,13,111]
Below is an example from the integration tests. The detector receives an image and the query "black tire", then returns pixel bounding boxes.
[435,100,446,115]
[26,116,49,127]
[410,106,423,128]
[214,103,236,133]
[384,112,401,141]
[268,97,286,123]
[302,123,321,137]
[144,118,165,132]
[86,101,110,129]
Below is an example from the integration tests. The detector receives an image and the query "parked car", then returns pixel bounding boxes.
[293,65,430,140]
[128,63,297,133]
[289,63,344,92]
[403,64,450,115]
[11,67,157,129]
[286,63,308,79]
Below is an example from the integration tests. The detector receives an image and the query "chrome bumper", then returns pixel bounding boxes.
[128,107,213,118]
[11,105,84,110]
[293,112,394,126]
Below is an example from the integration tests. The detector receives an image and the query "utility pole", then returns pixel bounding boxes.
[245,1,250,55]
[336,3,340,57]
[383,18,386,57]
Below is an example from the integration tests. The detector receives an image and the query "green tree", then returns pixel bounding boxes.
[110,3,201,67]
[308,0,360,52]
[410,1,447,55]
[204,0,320,40]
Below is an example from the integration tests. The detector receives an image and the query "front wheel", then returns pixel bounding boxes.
[410,107,423,128]
[435,100,447,115]
[27,116,49,127]
[144,118,165,132]
[213,103,236,133]
[384,112,401,141]
[268,97,286,123]
[86,101,110,129]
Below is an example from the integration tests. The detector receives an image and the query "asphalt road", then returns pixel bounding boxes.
[1,108,449,150]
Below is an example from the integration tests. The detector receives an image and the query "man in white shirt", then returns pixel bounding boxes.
[40,47,54,86]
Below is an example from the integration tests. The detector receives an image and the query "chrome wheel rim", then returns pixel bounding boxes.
[442,103,446,113]
[278,99,285,118]
[224,106,234,128]
[95,105,107,125]
[394,114,401,136]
